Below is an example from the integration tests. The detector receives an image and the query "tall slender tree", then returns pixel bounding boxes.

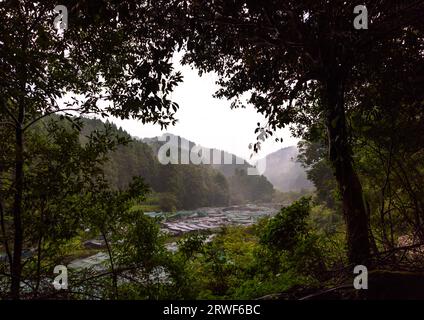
[0,0,182,299]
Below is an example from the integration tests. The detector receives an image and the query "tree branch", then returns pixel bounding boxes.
[22,107,90,132]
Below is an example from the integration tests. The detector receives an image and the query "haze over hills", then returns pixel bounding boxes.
[80,118,312,208]
[80,118,274,208]
[262,146,314,192]
[142,133,251,176]
[142,133,313,193]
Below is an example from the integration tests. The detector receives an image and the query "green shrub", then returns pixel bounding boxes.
[260,197,311,251]
[158,192,178,212]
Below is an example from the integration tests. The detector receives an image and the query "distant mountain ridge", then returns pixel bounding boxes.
[79,118,274,208]
[142,133,251,177]
[143,133,313,193]
[261,146,314,192]
[81,118,311,204]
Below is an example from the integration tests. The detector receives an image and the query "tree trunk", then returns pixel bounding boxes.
[11,119,24,299]
[34,234,43,298]
[324,78,370,265]
[0,180,12,268]
[11,30,27,298]
[102,231,118,299]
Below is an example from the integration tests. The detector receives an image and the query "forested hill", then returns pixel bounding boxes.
[79,117,275,210]
[142,134,250,177]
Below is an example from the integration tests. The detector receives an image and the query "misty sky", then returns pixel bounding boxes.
[110,54,299,162]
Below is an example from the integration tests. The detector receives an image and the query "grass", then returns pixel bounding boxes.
[130,204,161,212]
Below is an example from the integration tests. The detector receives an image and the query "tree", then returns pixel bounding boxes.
[159,192,178,212]
[229,169,274,204]
[178,0,424,264]
[0,0,182,298]
[298,140,338,209]
[82,176,151,299]
[298,17,424,251]
[24,119,129,298]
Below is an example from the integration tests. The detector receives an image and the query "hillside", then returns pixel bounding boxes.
[262,146,314,192]
[79,118,275,209]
